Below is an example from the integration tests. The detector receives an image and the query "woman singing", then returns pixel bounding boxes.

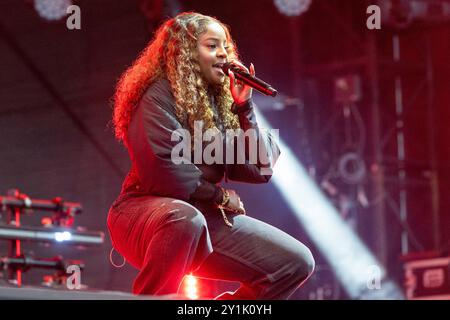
[108,11,314,299]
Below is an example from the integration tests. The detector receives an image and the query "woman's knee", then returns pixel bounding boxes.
[304,247,315,276]
[292,246,315,282]
[289,246,315,283]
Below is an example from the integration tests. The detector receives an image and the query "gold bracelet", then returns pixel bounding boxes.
[220,187,230,207]
[220,208,233,228]
[218,187,233,227]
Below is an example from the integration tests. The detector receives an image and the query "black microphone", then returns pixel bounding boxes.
[221,62,278,97]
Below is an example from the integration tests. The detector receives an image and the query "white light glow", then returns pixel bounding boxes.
[255,108,404,299]
[184,274,199,300]
[34,0,72,21]
[54,231,72,242]
[274,0,312,17]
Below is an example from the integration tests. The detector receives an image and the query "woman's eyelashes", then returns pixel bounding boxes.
[206,43,230,51]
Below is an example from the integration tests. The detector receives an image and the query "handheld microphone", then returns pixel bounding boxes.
[221,62,278,97]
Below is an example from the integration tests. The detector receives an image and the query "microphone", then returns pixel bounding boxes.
[221,62,278,97]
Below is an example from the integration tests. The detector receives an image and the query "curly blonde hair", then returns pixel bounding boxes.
[113,12,240,146]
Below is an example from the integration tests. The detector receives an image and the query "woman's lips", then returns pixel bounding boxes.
[213,66,225,75]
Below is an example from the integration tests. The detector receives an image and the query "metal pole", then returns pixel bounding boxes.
[425,35,441,250]
[392,34,409,255]
[367,32,388,266]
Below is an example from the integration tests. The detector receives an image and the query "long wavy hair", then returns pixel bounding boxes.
[113,12,240,146]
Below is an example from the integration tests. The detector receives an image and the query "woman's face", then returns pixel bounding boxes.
[197,22,229,86]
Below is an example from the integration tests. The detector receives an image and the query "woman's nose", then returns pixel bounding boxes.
[217,47,227,58]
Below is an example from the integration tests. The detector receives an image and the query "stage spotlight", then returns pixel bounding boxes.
[34,0,72,21]
[255,109,404,299]
[54,231,72,242]
[183,274,199,300]
[274,0,312,17]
